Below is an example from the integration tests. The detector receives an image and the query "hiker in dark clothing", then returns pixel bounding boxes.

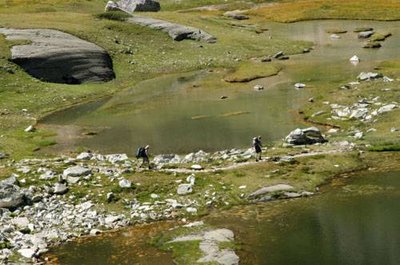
[137,145,151,169]
[253,136,262,162]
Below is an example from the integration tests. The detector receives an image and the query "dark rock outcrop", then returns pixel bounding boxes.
[0,28,115,84]
[0,184,27,209]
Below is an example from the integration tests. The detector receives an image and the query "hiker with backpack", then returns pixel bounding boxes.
[253,136,262,162]
[136,145,151,169]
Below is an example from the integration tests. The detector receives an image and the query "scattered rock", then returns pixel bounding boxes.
[285,127,327,145]
[0,184,26,209]
[330,34,341,39]
[186,207,197,214]
[253,84,264,91]
[223,10,249,20]
[294,83,306,89]
[24,125,35,133]
[377,104,397,114]
[18,248,36,259]
[119,179,132,188]
[363,41,381,49]
[349,55,360,65]
[76,152,93,160]
[191,164,203,170]
[357,72,383,81]
[358,30,374,38]
[53,183,68,195]
[105,1,119,11]
[273,51,284,59]
[177,184,193,195]
[63,166,91,178]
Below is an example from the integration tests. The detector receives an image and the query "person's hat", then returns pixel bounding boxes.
[145,145,150,149]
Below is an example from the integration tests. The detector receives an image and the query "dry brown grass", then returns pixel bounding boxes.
[249,0,400,22]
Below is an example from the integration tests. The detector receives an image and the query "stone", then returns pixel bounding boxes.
[191,164,203,170]
[285,127,327,145]
[363,41,381,49]
[253,84,264,91]
[76,152,93,160]
[183,221,204,228]
[249,184,294,198]
[67,176,81,184]
[127,16,216,43]
[294,83,306,89]
[0,28,115,84]
[117,0,160,12]
[150,193,159,199]
[105,215,121,225]
[53,183,68,195]
[186,207,197,214]
[349,55,360,65]
[0,184,26,209]
[12,217,30,228]
[186,174,196,185]
[153,154,181,164]
[383,76,394,82]
[105,1,119,11]
[330,34,340,39]
[273,51,284,58]
[119,179,132,188]
[106,192,115,203]
[24,125,35,132]
[223,10,249,20]
[63,166,91,178]
[0,175,18,186]
[177,184,193,195]
[377,104,397,114]
[90,229,102,236]
[204,229,234,242]
[358,30,374,38]
[0,152,8,159]
[106,153,129,163]
[18,248,36,259]
[284,192,302,198]
[39,170,56,180]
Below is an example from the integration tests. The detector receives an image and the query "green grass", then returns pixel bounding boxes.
[95,11,132,21]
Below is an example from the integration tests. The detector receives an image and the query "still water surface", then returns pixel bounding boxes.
[51,170,400,265]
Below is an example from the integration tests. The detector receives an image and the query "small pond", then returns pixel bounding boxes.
[39,20,400,155]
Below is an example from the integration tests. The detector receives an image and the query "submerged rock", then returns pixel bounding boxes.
[285,127,327,145]
[0,28,115,84]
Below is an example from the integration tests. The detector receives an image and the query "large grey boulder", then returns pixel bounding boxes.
[285,127,327,145]
[63,166,91,178]
[249,184,294,198]
[117,0,160,12]
[127,16,216,43]
[0,28,115,84]
[0,184,26,209]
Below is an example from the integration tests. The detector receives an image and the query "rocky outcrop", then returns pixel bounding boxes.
[0,184,27,209]
[285,127,327,145]
[127,16,216,43]
[0,28,115,84]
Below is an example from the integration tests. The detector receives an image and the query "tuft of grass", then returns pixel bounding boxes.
[370,32,392,42]
[223,62,282,83]
[95,11,131,21]
[368,145,400,152]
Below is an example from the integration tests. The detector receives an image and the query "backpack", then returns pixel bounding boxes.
[136,147,145,158]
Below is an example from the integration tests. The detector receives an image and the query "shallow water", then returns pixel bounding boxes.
[206,170,400,265]
[50,171,400,265]
[40,20,400,155]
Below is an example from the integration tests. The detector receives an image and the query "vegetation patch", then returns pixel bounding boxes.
[249,0,400,22]
[95,11,131,21]
[223,62,282,82]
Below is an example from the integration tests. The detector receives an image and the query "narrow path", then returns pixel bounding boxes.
[160,149,347,174]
